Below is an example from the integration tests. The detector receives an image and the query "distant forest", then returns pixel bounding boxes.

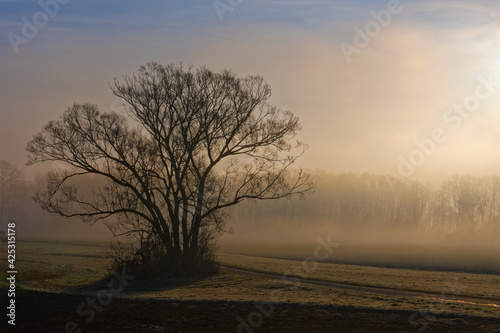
[2,160,500,237]
[234,172,500,237]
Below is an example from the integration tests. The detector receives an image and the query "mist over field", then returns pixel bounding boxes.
[221,221,500,274]
[219,172,500,274]
[3,167,500,274]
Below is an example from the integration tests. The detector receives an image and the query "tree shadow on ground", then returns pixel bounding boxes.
[66,268,219,296]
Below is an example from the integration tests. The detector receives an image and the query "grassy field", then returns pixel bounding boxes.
[0,241,113,291]
[1,241,499,321]
[218,253,500,300]
[125,270,500,318]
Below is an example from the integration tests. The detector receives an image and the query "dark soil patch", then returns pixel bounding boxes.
[3,288,499,332]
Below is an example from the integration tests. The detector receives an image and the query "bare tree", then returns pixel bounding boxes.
[0,160,24,230]
[26,63,313,274]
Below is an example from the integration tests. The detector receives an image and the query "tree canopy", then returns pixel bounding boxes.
[26,62,313,273]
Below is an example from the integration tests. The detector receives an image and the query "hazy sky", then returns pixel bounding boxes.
[2,0,500,183]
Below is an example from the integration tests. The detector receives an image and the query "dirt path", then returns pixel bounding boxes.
[220,265,500,308]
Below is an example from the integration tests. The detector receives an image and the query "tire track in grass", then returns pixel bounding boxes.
[220,265,500,308]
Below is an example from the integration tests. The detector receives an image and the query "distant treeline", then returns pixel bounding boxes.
[3,158,500,237]
[0,160,111,239]
[233,172,500,235]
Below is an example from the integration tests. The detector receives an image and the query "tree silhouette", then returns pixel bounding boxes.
[26,63,313,273]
